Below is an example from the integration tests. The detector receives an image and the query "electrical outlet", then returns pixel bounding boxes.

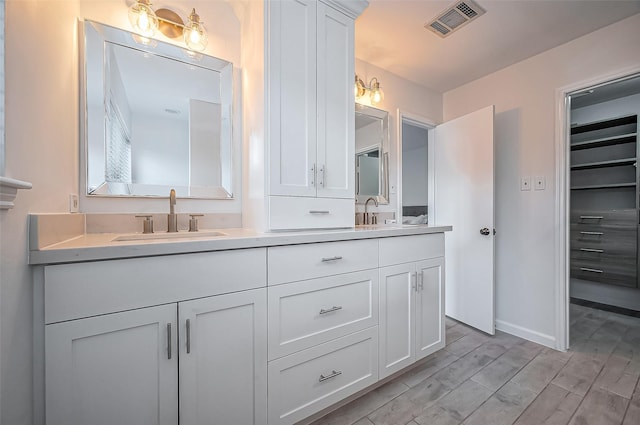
[520,176,531,191]
[69,194,79,213]
[534,176,546,190]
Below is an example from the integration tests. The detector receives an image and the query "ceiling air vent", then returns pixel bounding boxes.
[425,0,486,38]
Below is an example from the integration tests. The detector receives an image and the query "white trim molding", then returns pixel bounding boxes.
[0,176,32,209]
[495,319,556,349]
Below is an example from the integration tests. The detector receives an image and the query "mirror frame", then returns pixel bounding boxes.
[80,19,234,199]
[355,103,389,205]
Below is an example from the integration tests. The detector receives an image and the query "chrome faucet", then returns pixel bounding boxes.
[364,197,378,225]
[168,189,178,233]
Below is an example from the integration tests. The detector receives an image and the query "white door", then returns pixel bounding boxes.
[316,3,355,199]
[269,0,317,197]
[179,289,267,425]
[45,304,178,425]
[415,258,445,360]
[378,263,416,379]
[432,105,495,334]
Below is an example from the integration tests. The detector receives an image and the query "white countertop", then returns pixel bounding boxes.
[29,224,452,265]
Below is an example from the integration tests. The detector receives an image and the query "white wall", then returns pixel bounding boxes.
[1,1,242,424]
[355,59,442,217]
[443,13,640,347]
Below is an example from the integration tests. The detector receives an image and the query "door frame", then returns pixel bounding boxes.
[554,65,640,352]
[397,110,437,223]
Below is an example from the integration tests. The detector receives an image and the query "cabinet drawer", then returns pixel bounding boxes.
[570,209,637,227]
[269,196,355,230]
[379,234,444,267]
[571,258,637,288]
[268,270,378,359]
[268,239,378,285]
[267,327,378,425]
[44,248,267,324]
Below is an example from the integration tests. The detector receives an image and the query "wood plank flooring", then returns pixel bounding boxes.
[310,304,640,425]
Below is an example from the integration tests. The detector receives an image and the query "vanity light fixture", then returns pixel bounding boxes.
[128,0,208,51]
[354,74,385,105]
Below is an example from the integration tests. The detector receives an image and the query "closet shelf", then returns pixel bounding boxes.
[571,157,637,170]
[570,133,637,150]
[571,182,636,190]
[571,115,637,135]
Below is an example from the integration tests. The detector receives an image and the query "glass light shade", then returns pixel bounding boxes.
[184,9,208,51]
[128,0,158,37]
[370,78,384,105]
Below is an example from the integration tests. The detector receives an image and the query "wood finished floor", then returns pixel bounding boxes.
[311,303,640,425]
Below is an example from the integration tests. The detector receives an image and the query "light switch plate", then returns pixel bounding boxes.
[520,176,531,191]
[534,176,546,190]
[69,194,79,213]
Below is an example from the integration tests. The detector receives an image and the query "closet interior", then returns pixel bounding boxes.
[570,75,640,312]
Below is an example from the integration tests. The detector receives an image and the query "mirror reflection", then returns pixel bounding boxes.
[83,20,233,198]
[355,104,389,204]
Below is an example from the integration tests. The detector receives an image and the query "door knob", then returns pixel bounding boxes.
[480,227,490,236]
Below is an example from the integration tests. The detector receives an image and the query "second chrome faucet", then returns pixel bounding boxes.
[168,188,178,232]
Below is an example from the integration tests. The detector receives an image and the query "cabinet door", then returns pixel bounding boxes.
[269,0,317,197]
[179,289,267,425]
[415,258,445,361]
[316,3,355,199]
[379,263,416,379]
[45,304,178,425]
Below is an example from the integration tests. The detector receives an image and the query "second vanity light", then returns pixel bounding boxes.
[355,75,385,105]
[128,0,208,51]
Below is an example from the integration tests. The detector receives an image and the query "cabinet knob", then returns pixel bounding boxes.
[480,227,490,236]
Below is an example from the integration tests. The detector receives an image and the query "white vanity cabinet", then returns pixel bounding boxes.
[178,289,267,425]
[45,304,179,425]
[43,249,268,425]
[266,239,379,424]
[378,235,446,379]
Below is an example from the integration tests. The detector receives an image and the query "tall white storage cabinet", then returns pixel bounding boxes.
[244,0,368,231]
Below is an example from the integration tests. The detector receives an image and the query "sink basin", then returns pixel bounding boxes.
[112,230,227,242]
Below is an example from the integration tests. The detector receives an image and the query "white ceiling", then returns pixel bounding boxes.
[355,0,640,93]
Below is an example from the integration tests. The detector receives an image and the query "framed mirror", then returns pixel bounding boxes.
[81,20,233,198]
[355,104,389,204]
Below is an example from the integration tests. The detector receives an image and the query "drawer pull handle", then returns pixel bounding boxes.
[580,267,603,273]
[319,306,343,315]
[580,248,604,253]
[319,370,342,382]
[309,210,330,214]
[580,231,604,236]
[580,216,604,220]
[321,256,343,262]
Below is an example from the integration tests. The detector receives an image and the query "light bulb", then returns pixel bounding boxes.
[128,0,158,37]
[184,9,208,51]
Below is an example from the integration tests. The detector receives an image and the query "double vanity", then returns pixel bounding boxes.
[30,1,453,424]
[30,220,450,425]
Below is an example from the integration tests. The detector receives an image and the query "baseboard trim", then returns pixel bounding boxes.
[495,319,556,349]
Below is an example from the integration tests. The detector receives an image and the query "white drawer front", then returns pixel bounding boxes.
[269,196,355,230]
[267,327,378,425]
[44,248,267,324]
[379,234,445,267]
[268,239,378,285]
[268,270,378,359]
